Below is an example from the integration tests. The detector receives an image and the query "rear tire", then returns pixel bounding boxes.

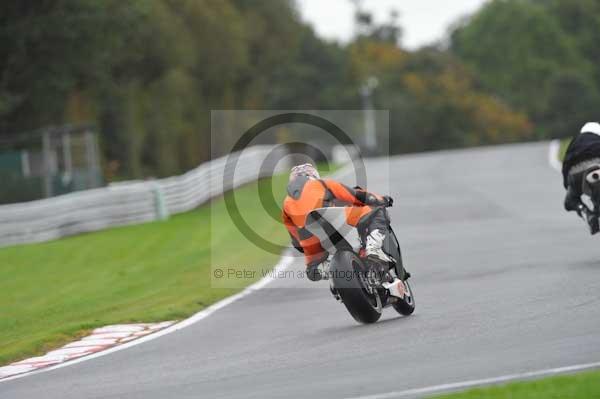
[392,279,415,316]
[331,251,382,324]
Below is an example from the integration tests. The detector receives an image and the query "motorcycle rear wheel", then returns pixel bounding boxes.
[331,251,382,324]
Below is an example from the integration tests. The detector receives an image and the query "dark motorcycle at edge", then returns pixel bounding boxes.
[576,165,600,234]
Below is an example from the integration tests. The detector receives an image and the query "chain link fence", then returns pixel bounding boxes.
[0,125,102,204]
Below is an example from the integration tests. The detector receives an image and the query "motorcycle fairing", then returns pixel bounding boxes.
[305,207,357,253]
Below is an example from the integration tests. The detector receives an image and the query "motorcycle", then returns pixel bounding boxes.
[304,206,415,324]
[577,165,600,234]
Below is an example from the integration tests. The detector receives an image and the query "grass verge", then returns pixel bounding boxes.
[433,369,600,399]
[0,163,338,365]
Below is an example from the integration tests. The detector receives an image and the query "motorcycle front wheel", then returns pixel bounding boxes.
[392,279,415,316]
[331,250,382,324]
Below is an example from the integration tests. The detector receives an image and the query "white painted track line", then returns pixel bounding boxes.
[345,361,600,399]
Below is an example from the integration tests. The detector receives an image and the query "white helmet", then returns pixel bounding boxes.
[581,122,600,136]
[289,163,320,181]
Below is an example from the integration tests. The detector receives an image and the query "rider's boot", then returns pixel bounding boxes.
[365,230,395,284]
[365,229,393,264]
[564,185,581,213]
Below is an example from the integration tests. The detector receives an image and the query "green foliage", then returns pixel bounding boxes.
[0,0,305,179]
[0,0,146,130]
[2,0,589,179]
[349,41,533,152]
[451,0,600,138]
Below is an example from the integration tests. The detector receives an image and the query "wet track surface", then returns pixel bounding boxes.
[3,142,600,398]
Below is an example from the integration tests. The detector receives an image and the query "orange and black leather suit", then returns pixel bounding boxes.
[282,176,389,268]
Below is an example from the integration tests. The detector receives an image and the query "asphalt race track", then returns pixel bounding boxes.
[3,142,600,398]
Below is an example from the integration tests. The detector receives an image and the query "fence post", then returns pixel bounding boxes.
[42,130,53,198]
[62,131,73,184]
[152,183,169,221]
[84,129,102,188]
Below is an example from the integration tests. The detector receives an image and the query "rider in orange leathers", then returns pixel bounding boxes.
[282,163,395,281]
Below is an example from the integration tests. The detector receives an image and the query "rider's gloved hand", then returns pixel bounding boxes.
[382,195,394,207]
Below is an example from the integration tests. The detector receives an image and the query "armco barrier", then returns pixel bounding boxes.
[0,145,287,247]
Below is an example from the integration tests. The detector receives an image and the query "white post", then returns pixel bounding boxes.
[361,76,379,152]
[152,183,169,221]
[62,131,73,184]
[21,150,30,177]
[84,129,101,188]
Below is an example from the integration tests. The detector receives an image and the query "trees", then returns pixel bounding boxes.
[0,1,144,132]
[391,50,532,152]
[450,0,600,138]
[2,0,591,182]
[348,31,532,153]
[0,0,312,178]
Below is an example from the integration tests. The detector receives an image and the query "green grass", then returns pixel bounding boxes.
[0,163,339,365]
[433,370,600,399]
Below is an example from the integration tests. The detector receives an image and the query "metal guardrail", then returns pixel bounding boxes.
[0,145,287,247]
